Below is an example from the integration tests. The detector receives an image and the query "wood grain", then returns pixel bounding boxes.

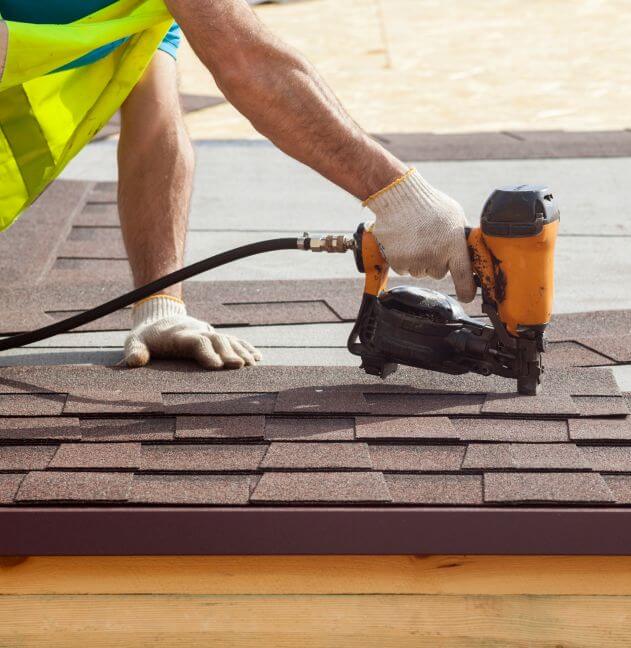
[2,594,631,647]
[3,555,631,595]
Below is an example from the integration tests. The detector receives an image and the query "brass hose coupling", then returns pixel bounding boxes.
[297,232,356,253]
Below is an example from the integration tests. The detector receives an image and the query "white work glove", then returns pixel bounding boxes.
[124,295,262,369]
[365,168,477,303]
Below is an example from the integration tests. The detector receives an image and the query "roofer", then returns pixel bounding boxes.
[0,0,475,370]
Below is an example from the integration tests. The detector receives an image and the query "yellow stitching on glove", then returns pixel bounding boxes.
[133,294,184,308]
[362,168,416,206]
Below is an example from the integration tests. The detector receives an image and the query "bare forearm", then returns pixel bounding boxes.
[166,0,406,199]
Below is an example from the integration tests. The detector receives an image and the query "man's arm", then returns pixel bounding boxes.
[166,0,475,301]
[165,0,406,200]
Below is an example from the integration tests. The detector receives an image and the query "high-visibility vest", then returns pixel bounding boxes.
[0,0,173,231]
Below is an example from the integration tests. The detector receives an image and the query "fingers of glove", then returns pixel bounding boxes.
[172,330,224,369]
[237,337,263,362]
[449,236,477,303]
[228,338,259,366]
[206,333,246,369]
[426,263,449,280]
[124,333,150,368]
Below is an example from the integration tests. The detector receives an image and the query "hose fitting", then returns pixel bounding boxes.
[298,232,355,253]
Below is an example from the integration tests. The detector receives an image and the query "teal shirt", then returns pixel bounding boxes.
[0,0,181,70]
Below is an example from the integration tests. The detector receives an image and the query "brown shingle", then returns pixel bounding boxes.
[16,471,132,502]
[129,474,250,505]
[386,474,483,505]
[163,392,276,415]
[573,396,630,417]
[576,335,631,363]
[580,447,631,472]
[0,417,81,441]
[176,415,265,440]
[462,443,589,471]
[365,393,484,416]
[452,418,569,442]
[481,394,578,416]
[547,311,631,342]
[260,442,372,470]
[224,300,340,325]
[0,446,57,471]
[140,444,267,472]
[264,417,354,441]
[355,416,457,440]
[369,445,465,472]
[604,476,631,503]
[484,472,614,503]
[49,443,141,470]
[250,471,391,504]
[0,473,25,503]
[274,388,369,414]
[80,417,175,441]
[64,390,163,415]
[0,393,66,416]
[545,341,613,367]
[569,418,631,441]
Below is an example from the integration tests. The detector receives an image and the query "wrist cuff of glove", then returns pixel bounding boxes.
[132,295,186,327]
[363,168,442,216]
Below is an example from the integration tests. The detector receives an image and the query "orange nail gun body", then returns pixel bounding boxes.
[347,185,560,394]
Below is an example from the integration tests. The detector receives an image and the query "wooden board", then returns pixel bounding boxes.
[4,555,631,595]
[3,593,631,647]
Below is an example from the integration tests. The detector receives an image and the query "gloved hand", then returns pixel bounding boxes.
[365,168,476,303]
[124,295,262,369]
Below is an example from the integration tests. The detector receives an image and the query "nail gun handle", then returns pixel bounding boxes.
[353,222,389,296]
[466,227,497,304]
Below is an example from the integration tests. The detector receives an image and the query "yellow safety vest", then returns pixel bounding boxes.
[0,0,173,231]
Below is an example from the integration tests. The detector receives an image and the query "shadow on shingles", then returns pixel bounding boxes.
[0,350,122,367]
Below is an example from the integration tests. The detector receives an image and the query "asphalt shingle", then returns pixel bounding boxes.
[49,442,141,470]
[355,416,457,440]
[365,393,484,416]
[264,417,355,441]
[451,418,569,442]
[576,335,631,363]
[64,390,163,415]
[604,476,631,504]
[0,446,57,471]
[580,447,631,472]
[163,392,276,415]
[274,388,369,414]
[16,471,133,503]
[250,471,391,504]
[481,394,578,416]
[569,418,631,441]
[369,445,466,472]
[175,415,265,440]
[386,474,483,505]
[129,474,251,505]
[260,442,372,470]
[462,443,589,471]
[0,394,67,416]
[140,444,267,472]
[80,417,175,441]
[573,396,630,417]
[484,472,614,504]
[0,417,81,441]
[0,473,25,503]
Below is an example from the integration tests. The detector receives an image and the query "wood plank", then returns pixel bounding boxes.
[2,594,631,647]
[4,555,631,595]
